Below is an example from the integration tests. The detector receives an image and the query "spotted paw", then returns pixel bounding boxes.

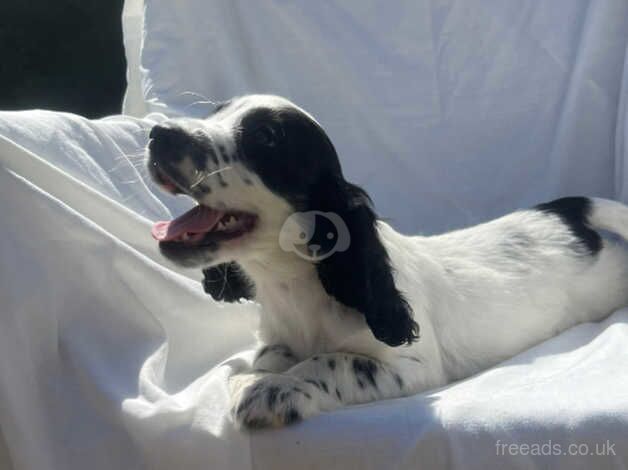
[230,374,321,429]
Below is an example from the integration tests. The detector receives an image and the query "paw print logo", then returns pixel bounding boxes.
[279,211,350,261]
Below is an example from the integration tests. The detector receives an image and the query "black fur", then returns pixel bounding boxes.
[394,373,404,389]
[266,386,279,408]
[535,197,601,254]
[149,122,217,172]
[352,357,378,388]
[202,262,255,302]
[238,107,342,205]
[312,179,419,347]
[305,379,321,390]
[238,106,419,347]
[283,408,301,425]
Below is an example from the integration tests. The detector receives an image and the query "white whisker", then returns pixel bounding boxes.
[180,91,218,109]
[190,166,233,188]
[184,100,217,111]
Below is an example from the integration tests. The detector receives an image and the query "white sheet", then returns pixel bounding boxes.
[129,0,628,235]
[0,113,259,470]
[1,0,628,468]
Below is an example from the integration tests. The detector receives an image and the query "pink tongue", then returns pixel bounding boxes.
[151,205,224,241]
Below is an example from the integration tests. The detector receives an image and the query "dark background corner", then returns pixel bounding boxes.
[0,0,127,119]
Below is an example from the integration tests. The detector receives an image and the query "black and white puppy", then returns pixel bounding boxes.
[147,95,628,429]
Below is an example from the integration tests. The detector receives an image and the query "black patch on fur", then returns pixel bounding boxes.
[305,379,320,390]
[202,262,255,302]
[237,390,260,417]
[328,359,336,370]
[535,197,601,254]
[394,373,404,389]
[246,417,271,429]
[319,381,329,394]
[283,408,301,425]
[158,238,219,266]
[266,386,280,408]
[239,108,333,198]
[335,388,342,401]
[312,182,419,347]
[240,103,419,346]
[353,358,378,388]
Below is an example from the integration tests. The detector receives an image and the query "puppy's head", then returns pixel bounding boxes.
[147,95,418,346]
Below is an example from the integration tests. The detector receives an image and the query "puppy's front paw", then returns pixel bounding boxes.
[231,374,320,430]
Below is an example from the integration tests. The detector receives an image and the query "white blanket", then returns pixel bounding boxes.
[2,0,628,468]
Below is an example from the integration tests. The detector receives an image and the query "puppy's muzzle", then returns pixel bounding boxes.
[148,123,189,163]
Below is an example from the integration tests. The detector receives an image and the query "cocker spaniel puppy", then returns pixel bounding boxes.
[147,95,628,429]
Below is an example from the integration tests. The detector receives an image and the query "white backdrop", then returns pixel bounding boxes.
[126,0,628,234]
[0,1,627,469]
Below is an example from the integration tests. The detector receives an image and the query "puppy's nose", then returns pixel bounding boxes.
[149,123,189,152]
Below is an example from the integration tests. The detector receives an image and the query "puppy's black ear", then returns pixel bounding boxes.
[313,180,419,346]
[202,262,255,302]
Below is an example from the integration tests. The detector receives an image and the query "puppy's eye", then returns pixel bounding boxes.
[254,125,278,147]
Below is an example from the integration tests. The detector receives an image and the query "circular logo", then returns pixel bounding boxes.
[278,211,350,261]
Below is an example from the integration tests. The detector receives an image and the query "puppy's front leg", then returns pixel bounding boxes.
[231,353,417,430]
[228,343,303,429]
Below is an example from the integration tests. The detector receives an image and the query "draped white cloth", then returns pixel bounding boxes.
[1,0,628,468]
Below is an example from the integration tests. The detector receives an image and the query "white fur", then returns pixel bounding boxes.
[231,199,628,428]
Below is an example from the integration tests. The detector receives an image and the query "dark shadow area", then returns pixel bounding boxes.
[0,0,126,118]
